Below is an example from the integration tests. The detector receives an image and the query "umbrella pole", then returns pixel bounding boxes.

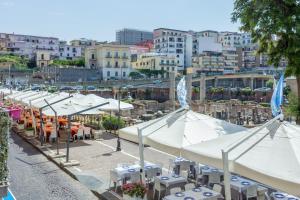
[137,128,145,183]
[222,150,231,200]
[39,108,44,146]
[66,115,71,163]
[55,112,59,155]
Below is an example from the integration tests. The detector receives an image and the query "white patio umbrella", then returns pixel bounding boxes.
[120,109,246,156]
[21,92,53,105]
[5,90,34,100]
[31,92,70,109]
[182,121,300,196]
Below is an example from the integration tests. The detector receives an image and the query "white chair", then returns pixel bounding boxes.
[128,171,140,183]
[170,187,181,195]
[257,186,268,200]
[168,159,175,174]
[245,185,258,200]
[49,129,57,143]
[83,126,91,139]
[109,170,122,192]
[184,183,195,191]
[74,128,84,141]
[153,177,166,200]
[209,173,221,184]
[264,191,271,200]
[180,170,189,180]
[212,184,222,193]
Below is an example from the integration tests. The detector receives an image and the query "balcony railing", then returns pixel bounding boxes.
[105,55,112,58]
[105,64,112,68]
[122,56,128,59]
[114,55,120,58]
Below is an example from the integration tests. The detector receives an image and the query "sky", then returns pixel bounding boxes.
[0,0,240,42]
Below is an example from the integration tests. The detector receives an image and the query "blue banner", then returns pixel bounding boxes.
[177,76,188,108]
[271,74,284,116]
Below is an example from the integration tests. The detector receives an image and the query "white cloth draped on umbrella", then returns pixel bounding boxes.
[182,121,300,196]
[119,109,246,155]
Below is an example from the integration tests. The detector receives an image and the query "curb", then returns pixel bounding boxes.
[11,127,121,200]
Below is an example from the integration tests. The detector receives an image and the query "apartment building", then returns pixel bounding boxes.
[0,33,59,58]
[36,50,52,67]
[218,31,242,47]
[59,41,82,60]
[132,53,177,77]
[70,38,97,57]
[222,46,239,73]
[192,51,224,74]
[193,30,219,55]
[116,28,153,45]
[85,44,131,80]
[153,28,192,71]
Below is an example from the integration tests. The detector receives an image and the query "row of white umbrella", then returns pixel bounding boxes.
[2,89,134,116]
[120,109,300,196]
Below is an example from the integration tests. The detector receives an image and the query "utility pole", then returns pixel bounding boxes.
[116,62,122,151]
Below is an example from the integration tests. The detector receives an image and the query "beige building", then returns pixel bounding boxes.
[192,51,224,74]
[36,50,52,67]
[85,44,131,80]
[132,53,177,77]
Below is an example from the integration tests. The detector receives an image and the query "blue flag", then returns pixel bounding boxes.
[177,76,188,108]
[271,74,284,116]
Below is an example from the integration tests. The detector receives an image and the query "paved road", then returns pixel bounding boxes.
[8,133,98,200]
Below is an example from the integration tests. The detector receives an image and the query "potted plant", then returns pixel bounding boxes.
[122,183,147,200]
[0,112,10,198]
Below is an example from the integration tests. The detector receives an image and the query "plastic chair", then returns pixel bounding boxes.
[212,184,222,193]
[168,159,176,174]
[180,170,189,180]
[128,171,140,183]
[184,183,195,191]
[170,187,182,195]
[264,191,271,200]
[245,185,258,199]
[109,170,122,192]
[49,129,57,143]
[83,126,91,139]
[153,177,166,200]
[209,173,221,184]
[74,128,84,141]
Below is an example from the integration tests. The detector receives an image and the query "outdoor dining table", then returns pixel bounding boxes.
[157,174,187,193]
[163,186,223,200]
[200,165,224,185]
[228,175,258,200]
[271,192,300,200]
[114,162,162,180]
[173,157,196,175]
[71,126,79,136]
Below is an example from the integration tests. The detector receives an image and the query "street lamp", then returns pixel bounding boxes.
[116,61,123,151]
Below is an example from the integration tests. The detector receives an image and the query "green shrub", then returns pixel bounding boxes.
[102,116,125,131]
[0,112,10,182]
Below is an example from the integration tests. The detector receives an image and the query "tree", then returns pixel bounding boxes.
[285,92,300,122]
[232,0,300,123]
[266,79,274,89]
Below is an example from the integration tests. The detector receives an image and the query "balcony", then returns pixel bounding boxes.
[122,56,128,59]
[105,55,112,58]
[105,64,112,68]
[114,55,120,58]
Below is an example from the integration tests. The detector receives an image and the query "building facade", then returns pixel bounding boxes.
[116,28,153,45]
[36,50,52,67]
[70,38,97,57]
[192,51,224,74]
[153,28,192,71]
[132,53,177,77]
[85,44,132,80]
[59,41,82,60]
[0,33,59,58]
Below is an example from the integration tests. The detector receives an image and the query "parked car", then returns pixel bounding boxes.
[153,80,162,84]
[74,85,84,91]
[87,85,96,91]
[60,86,74,91]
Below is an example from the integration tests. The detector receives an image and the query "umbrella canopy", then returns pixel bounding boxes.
[182,121,300,196]
[5,90,34,100]
[31,92,70,109]
[120,109,246,155]
[42,99,106,116]
[21,92,53,105]
[98,98,133,111]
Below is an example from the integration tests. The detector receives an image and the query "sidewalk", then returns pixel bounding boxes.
[12,126,176,200]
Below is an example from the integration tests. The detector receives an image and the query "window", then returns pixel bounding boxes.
[115,52,119,58]
[172,67,175,71]
[60,53,62,56]
[115,71,118,77]
[106,52,111,57]
[107,61,110,67]
[107,71,110,77]
[123,52,126,58]
[67,47,70,51]
[73,54,75,57]
[41,54,44,60]
[123,72,126,77]
[115,61,118,67]
[67,53,69,57]
[91,54,95,59]
[123,62,126,67]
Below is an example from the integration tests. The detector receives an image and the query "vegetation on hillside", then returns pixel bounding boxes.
[0,54,35,69]
[50,58,85,67]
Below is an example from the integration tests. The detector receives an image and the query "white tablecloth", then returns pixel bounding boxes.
[201,165,223,176]
[157,174,187,188]
[271,192,300,200]
[163,186,222,200]
[230,176,258,193]
[114,162,161,179]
